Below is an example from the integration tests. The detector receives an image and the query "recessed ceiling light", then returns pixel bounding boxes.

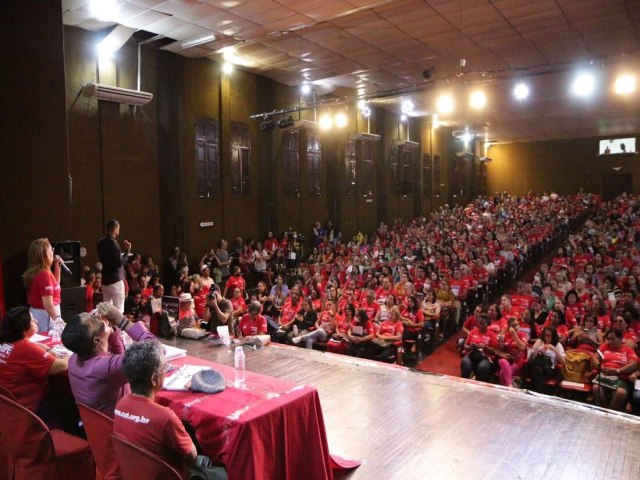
[222,62,233,74]
[469,91,486,109]
[571,72,596,98]
[335,112,348,128]
[513,82,529,100]
[319,114,333,130]
[401,99,414,114]
[301,83,311,95]
[614,74,636,95]
[400,114,407,122]
[436,94,454,114]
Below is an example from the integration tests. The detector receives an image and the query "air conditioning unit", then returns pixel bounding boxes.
[349,132,381,142]
[478,156,493,163]
[393,139,420,148]
[452,129,476,139]
[82,83,153,106]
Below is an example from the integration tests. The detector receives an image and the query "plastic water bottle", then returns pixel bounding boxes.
[234,346,246,388]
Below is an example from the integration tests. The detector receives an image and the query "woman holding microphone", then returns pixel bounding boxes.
[22,238,64,332]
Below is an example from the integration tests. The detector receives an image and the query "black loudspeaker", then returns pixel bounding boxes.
[60,286,87,321]
[52,240,82,288]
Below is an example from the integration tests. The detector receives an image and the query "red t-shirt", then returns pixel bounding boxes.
[238,314,267,336]
[377,320,404,337]
[27,270,61,309]
[113,394,193,479]
[225,275,246,294]
[0,339,55,411]
[361,300,380,322]
[465,328,499,350]
[599,344,638,380]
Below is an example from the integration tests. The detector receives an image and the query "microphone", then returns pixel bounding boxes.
[54,255,73,275]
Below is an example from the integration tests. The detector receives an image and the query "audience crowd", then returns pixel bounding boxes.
[8,190,640,478]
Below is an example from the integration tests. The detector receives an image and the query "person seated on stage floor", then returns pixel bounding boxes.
[327,303,355,355]
[236,301,268,339]
[223,266,246,299]
[204,286,234,334]
[593,328,638,412]
[527,326,565,393]
[61,302,156,417]
[114,341,226,480]
[460,314,498,383]
[568,312,603,353]
[346,309,375,358]
[495,316,528,388]
[124,289,147,323]
[369,306,403,361]
[0,307,69,421]
[292,300,339,349]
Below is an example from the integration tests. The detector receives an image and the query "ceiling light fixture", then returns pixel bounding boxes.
[89,0,118,21]
[513,82,530,100]
[436,94,454,114]
[571,72,596,98]
[222,62,233,74]
[335,112,348,128]
[301,83,311,95]
[400,114,407,122]
[319,113,333,130]
[469,90,486,109]
[401,98,414,114]
[614,74,636,95]
[182,34,216,50]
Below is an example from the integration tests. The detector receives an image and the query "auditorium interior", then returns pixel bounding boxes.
[2,1,640,479]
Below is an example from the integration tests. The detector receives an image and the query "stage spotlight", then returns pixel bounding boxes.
[513,82,529,100]
[436,94,454,114]
[335,112,348,128]
[260,116,275,131]
[614,74,636,95]
[277,115,295,129]
[469,90,486,109]
[571,72,596,98]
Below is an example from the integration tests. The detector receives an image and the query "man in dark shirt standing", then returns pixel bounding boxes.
[98,219,131,312]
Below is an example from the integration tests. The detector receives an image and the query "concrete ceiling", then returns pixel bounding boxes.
[62,0,640,143]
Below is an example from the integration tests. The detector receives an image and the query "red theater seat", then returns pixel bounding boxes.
[0,394,94,480]
[77,403,122,480]
[111,434,181,480]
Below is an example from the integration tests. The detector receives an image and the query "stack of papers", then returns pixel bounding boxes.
[163,345,187,361]
[163,365,209,391]
[29,333,49,343]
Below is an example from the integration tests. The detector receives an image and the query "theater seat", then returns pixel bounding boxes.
[77,403,122,480]
[0,394,95,480]
[0,386,16,479]
[111,434,181,480]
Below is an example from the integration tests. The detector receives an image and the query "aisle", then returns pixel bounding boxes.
[416,248,559,375]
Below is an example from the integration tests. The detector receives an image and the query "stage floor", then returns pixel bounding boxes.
[164,338,640,480]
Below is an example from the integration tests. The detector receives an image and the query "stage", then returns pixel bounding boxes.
[164,338,640,480]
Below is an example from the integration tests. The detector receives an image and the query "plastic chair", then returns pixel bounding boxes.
[0,394,95,480]
[77,403,121,480]
[111,434,182,480]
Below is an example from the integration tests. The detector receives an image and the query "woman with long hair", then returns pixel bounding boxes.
[22,238,63,332]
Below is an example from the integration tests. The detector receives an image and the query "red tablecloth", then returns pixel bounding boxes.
[157,355,354,480]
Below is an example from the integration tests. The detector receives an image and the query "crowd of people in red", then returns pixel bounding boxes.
[458,193,640,413]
